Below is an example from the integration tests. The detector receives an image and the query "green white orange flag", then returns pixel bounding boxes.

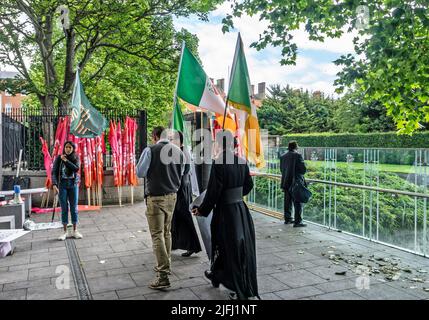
[176,43,226,115]
[228,33,265,168]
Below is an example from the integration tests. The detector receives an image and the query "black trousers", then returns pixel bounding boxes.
[283,189,302,223]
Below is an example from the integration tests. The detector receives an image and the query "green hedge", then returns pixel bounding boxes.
[281,131,429,148]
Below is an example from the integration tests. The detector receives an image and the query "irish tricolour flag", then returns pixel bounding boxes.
[175,44,225,115]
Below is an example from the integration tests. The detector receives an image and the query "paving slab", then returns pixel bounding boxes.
[257,275,291,294]
[311,290,365,300]
[144,288,200,300]
[27,284,76,300]
[275,286,325,300]
[87,274,137,294]
[0,269,29,285]
[2,278,52,292]
[0,289,27,300]
[271,269,328,288]
[189,285,230,300]
[350,283,420,300]
[92,291,119,300]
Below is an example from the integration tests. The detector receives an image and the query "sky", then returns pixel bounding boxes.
[174,3,358,97]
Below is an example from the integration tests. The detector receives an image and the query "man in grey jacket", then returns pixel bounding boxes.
[137,126,184,289]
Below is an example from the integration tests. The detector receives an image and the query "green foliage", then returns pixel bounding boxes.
[258,85,336,135]
[332,91,397,133]
[259,85,396,135]
[224,0,429,134]
[280,131,429,149]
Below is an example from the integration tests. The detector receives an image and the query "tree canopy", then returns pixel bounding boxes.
[223,0,429,134]
[258,84,396,135]
[0,0,221,123]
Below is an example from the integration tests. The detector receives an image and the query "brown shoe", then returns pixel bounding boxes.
[149,277,170,290]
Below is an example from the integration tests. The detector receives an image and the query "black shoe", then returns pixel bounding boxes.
[228,292,248,300]
[228,292,237,300]
[204,270,219,288]
[181,250,196,257]
[293,223,307,228]
[284,219,295,224]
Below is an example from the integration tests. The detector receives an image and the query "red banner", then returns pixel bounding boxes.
[96,136,103,186]
[40,137,53,188]
[117,122,123,186]
[127,117,138,186]
[52,116,70,157]
[108,121,120,187]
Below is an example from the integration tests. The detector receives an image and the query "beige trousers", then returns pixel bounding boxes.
[146,193,177,278]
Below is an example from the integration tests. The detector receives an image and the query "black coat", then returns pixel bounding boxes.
[171,163,202,252]
[52,155,80,186]
[198,151,258,299]
[280,150,306,190]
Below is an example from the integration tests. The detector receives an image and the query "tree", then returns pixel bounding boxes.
[223,0,429,134]
[333,91,397,133]
[0,0,221,115]
[258,84,337,135]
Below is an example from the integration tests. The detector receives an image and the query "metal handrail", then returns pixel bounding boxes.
[251,172,429,199]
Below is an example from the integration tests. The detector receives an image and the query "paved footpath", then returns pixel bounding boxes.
[1,201,428,300]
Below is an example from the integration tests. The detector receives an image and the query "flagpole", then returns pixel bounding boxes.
[87,187,91,206]
[222,33,241,130]
[171,41,186,129]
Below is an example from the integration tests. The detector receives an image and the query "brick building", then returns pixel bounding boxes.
[0,71,25,114]
[213,78,266,108]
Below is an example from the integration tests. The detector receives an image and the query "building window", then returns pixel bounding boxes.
[5,103,12,113]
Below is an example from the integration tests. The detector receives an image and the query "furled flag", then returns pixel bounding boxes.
[40,137,52,188]
[81,139,91,189]
[227,33,265,168]
[70,69,107,137]
[122,120,129,186]
[52,116,69,157]
[108,121,120,187]
[126,117,138,186]
[96,136,104,186]
[116,122,123,187]
[176,43,226,115]
[90,138,97,186]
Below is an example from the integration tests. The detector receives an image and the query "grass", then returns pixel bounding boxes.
[264,160,415,174]
[306,161,414,174]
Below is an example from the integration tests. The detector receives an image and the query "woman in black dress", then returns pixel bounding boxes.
[192,130,258,300]
[171,131,202,257]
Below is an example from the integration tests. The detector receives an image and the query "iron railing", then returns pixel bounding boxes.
[1,108,147,170]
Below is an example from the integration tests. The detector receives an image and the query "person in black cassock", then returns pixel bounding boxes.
[192,130,259,300]
[170,130,202,257]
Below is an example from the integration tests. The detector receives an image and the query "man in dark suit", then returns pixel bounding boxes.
[280,141,307,227]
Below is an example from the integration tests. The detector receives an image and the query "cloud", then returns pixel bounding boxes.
[174,6,355,97]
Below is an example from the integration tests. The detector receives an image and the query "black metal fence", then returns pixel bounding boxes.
[1,108,147,170]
